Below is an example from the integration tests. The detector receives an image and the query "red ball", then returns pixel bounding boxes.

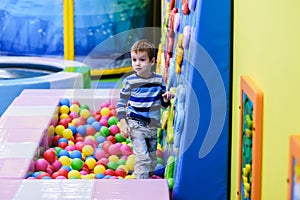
[75,141,85,152]
[115,168,127,178]
[104,169,116,176]
[59,118,70,128]
[86,126,96,136]
[102,141,113,153]
[44,149,57,163]
[38,172,51,179]
[106,135,116,144]
[51,171,62,179]
[52,135,62,146]
[58,141,68,149]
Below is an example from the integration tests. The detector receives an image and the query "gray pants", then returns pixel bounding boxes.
[128,119,158,179]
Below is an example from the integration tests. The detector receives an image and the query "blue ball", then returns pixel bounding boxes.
[92,121,102,132]
[58,150,70,158]
[59,98,70,106]
[68,124,77,135]
[77,125,86,136]
[96,135,106,144]
[58,138,68,144]
[70,150,82,159]
[86,116,97,125]
[95,173,105,179]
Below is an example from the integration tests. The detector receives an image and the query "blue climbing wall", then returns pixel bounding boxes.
[165,0,231,199]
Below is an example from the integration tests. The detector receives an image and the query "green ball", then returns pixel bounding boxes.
[108,116,118,126]
[107,161,118,170]
[117,158,126,166]
[71,158,83,170]
[115,133,125,143]
[100,126,110,137]
[126,138,131,144]
[80,104,89,110]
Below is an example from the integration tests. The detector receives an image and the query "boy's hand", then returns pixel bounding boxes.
[120,119,130,138]
[162,91,175,102]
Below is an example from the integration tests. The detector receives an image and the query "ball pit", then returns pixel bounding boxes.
[24,98,166,180]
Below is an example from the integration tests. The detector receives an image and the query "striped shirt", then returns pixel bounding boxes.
[116,72,169,127]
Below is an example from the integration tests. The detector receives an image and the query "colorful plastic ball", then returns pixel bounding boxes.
[106,135,116,144]
[91,121,101,132]
[117,158,127,166]
[59,105,69,114]
[108,155,119,162]
[107,161,118,170]
[68,170,81,179]
[86,126,96,136]
[44,149,57,163]
[115,168,127,178]
[71,158,83,170]
[104,169,116,176]
[69,112,79,119]
[102,141,113,153]
[52,160,62,171]
[80,109,91,119]
[86,116,97,125]
[100,107,110,116]
[80,104,89,110]
[35,159,50,171]
[70,104,80,113]
[48,125,55,137]
[82,145,94,156]
[58,118,70,128]
[76,125,86,137]
[115,133,125,143]
[58,156,71,166]
[95,173,105,179]
[75,141,85,152]
[70,150,82,159]
[108,144,121,155]
[94,164,106,174]
[109,125,119,135]
[59,98,70,106]
[100,103,110,109]
[94,149,107,160]
[62,129,73,139]
[38,172,51,179]
[85,157,96,170]
[96,135,106,144]
[108,116,118,126]
[55,125,65,136]
[156,149,164,159]
[99,118,108,127]
[100,126,110,137]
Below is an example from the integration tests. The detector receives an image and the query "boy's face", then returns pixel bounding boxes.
[131,50,155,78]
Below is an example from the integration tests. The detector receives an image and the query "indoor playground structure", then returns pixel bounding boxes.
[0,0,232,200]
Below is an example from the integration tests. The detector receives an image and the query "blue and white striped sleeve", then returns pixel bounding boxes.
[116,78,131,121]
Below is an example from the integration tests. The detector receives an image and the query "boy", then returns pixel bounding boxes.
[116,39,174,179]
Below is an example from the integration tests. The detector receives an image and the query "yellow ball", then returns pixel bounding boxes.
[68,140,75,146]
[55,125,65,136]
[48,125,55,137]
[60,113,69,119]
[94,164,106,174]
[70,104,80,113]
[127,154,136,161]
[100,107,110,116]
[125,159,135,171]
[80,109,90,118]
[62,129,73,139]
[108,155,119,162]
[85,157,96,170]
[68,170,81,179]
[59,156,71,166]
[60,105,69,114]
[82,145,94,156]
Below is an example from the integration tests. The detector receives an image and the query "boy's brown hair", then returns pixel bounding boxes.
[130,39,157,60]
